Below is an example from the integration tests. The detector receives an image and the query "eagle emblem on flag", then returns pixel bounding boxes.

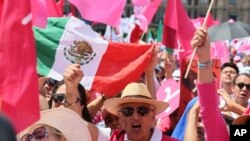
[64,40,96,65]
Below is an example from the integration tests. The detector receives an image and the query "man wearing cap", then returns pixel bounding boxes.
[104,83,179,141]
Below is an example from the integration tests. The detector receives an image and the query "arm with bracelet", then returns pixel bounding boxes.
[198,60,212,69]
[63,64,84,116]
[63,64,100,141]
[191,27,229,141]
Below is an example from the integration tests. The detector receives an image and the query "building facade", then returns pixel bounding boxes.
[125,0,250,26]
[183,0,250,23]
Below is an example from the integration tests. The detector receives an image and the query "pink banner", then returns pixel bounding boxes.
[69,0,126,27]
[156,79,180,118]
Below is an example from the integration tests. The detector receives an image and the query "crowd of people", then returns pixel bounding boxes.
[1,26,250,141]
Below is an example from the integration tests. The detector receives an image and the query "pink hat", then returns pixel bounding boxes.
[233,55,241,62]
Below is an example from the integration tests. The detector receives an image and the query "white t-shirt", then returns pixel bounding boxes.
[124,128,162,141]
[97,126,111,141]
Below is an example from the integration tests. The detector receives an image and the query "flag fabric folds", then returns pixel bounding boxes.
[162,0,195,57]
[0,0,39,133]
[31,0,64,28]
[34,17,153,96]
[68,0,126,27]
[132,0,161,32]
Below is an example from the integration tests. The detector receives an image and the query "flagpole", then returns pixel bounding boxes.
[184,0,214,79]
[140,32,145,42]
[110,27,113,42]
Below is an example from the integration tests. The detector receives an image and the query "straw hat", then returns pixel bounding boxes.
[18,107,91,141]
[232,115,250,125]
[104,82,168,116]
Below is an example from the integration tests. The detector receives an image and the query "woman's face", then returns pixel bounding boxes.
[51,84,66,108]
[21,125,66,141]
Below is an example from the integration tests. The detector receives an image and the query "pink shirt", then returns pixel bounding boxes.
[197,81,229,141]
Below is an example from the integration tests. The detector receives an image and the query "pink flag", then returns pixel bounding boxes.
[31,0,47,28]
[31,0,64,28]
[0,0,40,133]
[156,79,180,118]
[210,41,230,64]
[162,0,195,57]
[133,0,161,32]
[191,13,219,29]
[69,0,126,27]
[143,0,161,26]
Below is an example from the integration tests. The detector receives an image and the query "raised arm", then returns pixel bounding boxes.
[63,64,84,116]
[192,27,229,141]
[63,64,99,141]
[145,46,158,99]
[184,101,200,141]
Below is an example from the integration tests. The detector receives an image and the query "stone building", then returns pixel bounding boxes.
[125,0,250,26]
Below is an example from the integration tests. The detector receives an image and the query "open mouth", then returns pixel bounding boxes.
[131,123,141,129]
[240,93,246,97]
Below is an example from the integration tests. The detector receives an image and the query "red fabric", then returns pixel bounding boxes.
[55,0,64,16]
[130,24,144,43]
[110,129,179,141]
[70,3,77,17]
[0,0,40,133]
[93,43,153,96]
[243,107,250,115]
[47,0,63,17]
[162,0,195,57]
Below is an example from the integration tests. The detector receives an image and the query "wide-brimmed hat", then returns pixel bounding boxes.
[18,107,91,141]
[232,115,250,125]
[104,82,168,116]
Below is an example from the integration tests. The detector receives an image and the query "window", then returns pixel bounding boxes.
[199,0,208,4]
[229,0,237,5]
[229,12,237,21]
[182,0,188,4]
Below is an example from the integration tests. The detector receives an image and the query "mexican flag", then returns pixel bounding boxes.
[34,16,153,96]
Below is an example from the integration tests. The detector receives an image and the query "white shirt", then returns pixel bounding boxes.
[124,128,162,141]
[97,126,111,141]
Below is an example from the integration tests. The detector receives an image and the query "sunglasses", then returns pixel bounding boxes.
[46,78,58,86]
[236,83,250,90]
[119,106,154,117]
[52,93,65,103]
[21,127,61,141]
[104,115,119,125]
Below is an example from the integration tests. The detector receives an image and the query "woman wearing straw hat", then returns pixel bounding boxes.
[18,107,91,141]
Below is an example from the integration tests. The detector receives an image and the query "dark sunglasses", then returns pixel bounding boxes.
[52,93,65,103]
[21,127,61,141]
[104,115,119,125]
[46,78,58,86]
[236,83,250,90]
[119,106,154,117]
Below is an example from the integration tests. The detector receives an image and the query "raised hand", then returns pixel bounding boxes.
[63,64,83,87]
[145,44,159,73]
[190,27,211,62]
